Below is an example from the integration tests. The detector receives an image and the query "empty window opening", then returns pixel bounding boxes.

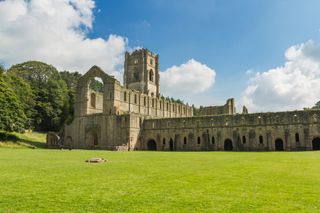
[133,72,139,81]
[90,93,96,108]
[259,135,263,144]
[295,133,300,143]
[88,76,104,114]
[242,136,246,144]
[149,69,154,82]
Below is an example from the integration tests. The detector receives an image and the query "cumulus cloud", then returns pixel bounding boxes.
[0,0,127,77]
[161,59,216,98]
[242,40,320,112]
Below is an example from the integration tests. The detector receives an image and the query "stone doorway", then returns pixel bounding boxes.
[275,138,284,151]
[147,139,157,151]
[312,137,320,150]
[224,139,233,151]
[169,138,174,151]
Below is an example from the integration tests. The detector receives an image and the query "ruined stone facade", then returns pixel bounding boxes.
[47,49,320,151]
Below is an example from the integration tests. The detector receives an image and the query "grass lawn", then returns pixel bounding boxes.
[0,133,320,212]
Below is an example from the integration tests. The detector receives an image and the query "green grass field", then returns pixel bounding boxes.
[0,132,320,212]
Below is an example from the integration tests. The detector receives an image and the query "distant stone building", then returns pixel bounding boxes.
[48,48,320,151]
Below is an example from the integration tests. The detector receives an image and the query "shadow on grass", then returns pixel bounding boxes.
[0,131,46,149]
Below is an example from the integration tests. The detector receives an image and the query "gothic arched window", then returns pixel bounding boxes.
[90,93,96,108]
[149,69,154,82]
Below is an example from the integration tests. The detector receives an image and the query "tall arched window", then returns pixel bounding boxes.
[197,137,201,144]
[242,136,246,144]
[184,137,187,145]
[259,135,263,144]
[90,93,96,108]
[212,136,215,144]
[295,133,300,142]
[149,69,154,82]
[124,92,127,102]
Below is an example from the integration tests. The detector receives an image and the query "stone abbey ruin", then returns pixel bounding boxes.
[47,49,320,151]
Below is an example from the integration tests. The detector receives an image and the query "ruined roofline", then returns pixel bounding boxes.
[145,108,320,121]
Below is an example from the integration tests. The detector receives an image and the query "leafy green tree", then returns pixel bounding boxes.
[192,104,200,116]
[60,71,82,124]
[0,64,5,74]
[5,74,36,129]
[313,101,320,109]
[0,74,27,132]
[89,79,104,92]
[8,61,69,131]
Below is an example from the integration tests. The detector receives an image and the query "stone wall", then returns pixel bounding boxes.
[142,109,320,151]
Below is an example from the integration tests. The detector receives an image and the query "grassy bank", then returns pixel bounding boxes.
[0,131,46,148]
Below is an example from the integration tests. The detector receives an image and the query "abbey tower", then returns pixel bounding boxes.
[124,49,160,97]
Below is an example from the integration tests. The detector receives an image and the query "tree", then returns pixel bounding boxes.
[313,101,320,109]
[0,75,27,132]
[0,64,5,74]
[5,74,36,129]
[60,71,82,124]
[8,61,69,131]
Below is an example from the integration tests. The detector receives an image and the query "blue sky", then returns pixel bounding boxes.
[91,0,320,106]
[1,0,320,111]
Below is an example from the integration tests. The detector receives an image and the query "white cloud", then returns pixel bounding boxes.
[0,0,127,77]
[242,40,320,112]
[161,59,216,99]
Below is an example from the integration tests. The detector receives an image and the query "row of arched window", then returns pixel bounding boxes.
[240,133,300,145]
[161,132,301,147]
[122,91,188,114]
[162,136,216,146]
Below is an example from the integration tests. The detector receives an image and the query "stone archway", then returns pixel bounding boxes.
[147,139,157,151]
[312,137,320,150]
[224,139,233,151]
[86,131,99,148]
[275,138,284,151]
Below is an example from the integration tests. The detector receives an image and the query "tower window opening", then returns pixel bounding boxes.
[149,69,154,82]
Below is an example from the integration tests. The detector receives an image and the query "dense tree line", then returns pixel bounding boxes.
[0,61,81,132]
